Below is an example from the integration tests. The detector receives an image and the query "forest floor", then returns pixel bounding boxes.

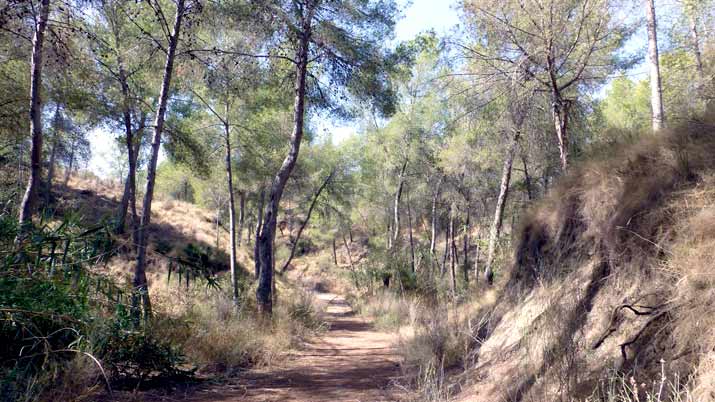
[183,292,402,402]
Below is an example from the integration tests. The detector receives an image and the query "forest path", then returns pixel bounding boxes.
[188,292,402,402]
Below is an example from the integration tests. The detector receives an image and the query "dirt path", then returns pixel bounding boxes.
[187,293,402,402]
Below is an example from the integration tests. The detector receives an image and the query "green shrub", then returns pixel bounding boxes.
[92,309,192,386]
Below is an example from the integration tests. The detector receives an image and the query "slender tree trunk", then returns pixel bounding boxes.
[474,230,481,283]
[449,205,457,296]
[256,17,312,316]
[281,171,333,274]
[521,152,533,201]
[63,141,75,187]
[115,57,137,235]
[18,0,50,233]
[129,117,145,233]
[332,238,338,265]
[246,215,253,246]
[551,93,570,171]
[484,131,519,284]
[688,14,704,79]
[462,211,470,284]
[132,0,185,321]
[223,118,239,305]
[441,224,449,276]
[45,103,61,207]
[430,175,442,254]
[391,159,408,246]
[645,0,665,131]
[237,191,245,247]
[407,196,415,273]
[254,189,265,279]
[343,233,355,272]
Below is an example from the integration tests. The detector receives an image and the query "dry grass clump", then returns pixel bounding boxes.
[148,276,327,374]
[584,361,703,402]
[353,290,419,331]
[461,119,715,401]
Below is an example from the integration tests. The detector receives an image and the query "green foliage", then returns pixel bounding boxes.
[92,309,192,385]
[598,76,651,133]
[0,213,191,399]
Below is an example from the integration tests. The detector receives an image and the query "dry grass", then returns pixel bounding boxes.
[452,119,715,401]
[148,276,327,374]
[51,175,328,384]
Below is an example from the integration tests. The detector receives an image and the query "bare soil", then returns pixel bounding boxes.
[186,293,402,402]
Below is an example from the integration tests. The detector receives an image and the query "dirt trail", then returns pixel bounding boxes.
[188,293,402,402]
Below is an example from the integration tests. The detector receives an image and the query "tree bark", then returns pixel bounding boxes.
[430,175,442,255]
[115,55,138,235]
[441,224,449,276]
[552,93,570,171]
[132,0,185,321]
[224,117,239,305]
[45,103,61,207]
[484,130,519,284]
[18,0,50,233]
[473,230,481,283]
[449,205,457,296]
[645,0,665,131]
[281,171,333,274]
[521,152,533,201]
[237,191,245,247]
[407,195,415,273]
[254,189,265,279]
[256,14,313,316]
[688,13,704,79]
[63,139,75,187]
[343,233,356,272]
[332,238,338,265]
[391,159,408,246]
[462,210,470,284]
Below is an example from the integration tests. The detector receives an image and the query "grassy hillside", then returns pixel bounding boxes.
[447,120,715,401]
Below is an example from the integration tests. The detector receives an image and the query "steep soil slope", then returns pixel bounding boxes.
[457,121,715,401]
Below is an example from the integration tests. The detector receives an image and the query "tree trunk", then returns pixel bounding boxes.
[391,159,408,246]
[115,56,138,235]
[430,175,442,255]
[552,94,570,171]
[254,189,265,279]
[332,238,338,265]
[45,103,61,207]
[645,0,665,131]
[224,119,239,305]
[484,130,519,284]
[441,224,449,276]
[462,210,470,284]
[343,233,356,272]
[18,0,50,233]
[407,195,415,273]
[343,233,358,288]
[449,205,457,296]
[129,116,145,233]
[132,0,185,321]
[688,13,704,79]
[237,191,245,247]
[63,140,75,187]
[473,230,481,283]
[281,171,333,274]
[521,152,533,201]
[256,17,312,317]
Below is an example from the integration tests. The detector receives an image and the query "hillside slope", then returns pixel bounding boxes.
[457,121,715,401]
